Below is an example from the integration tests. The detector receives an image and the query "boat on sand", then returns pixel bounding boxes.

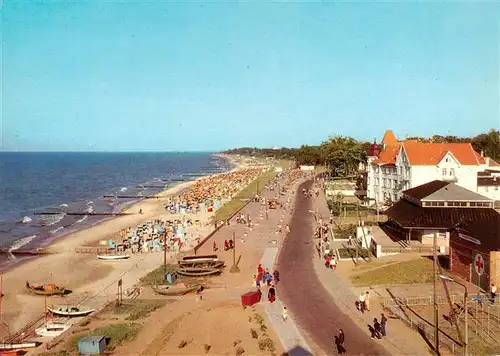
[47,305,95,317]
[152,283,200,296]
[176,267,222,277]
[0,342,40,351]
[97,254,130,261]
[181,254,218,263]
[35,322,70,337]
[26,281,65,296]
[178,260,225,269]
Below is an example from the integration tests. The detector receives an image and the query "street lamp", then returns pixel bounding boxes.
[439,275,468,356]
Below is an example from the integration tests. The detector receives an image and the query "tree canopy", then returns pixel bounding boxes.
[222,129,500,176]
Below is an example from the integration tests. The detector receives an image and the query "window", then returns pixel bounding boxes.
[442,168,447,176]
[445,158,449,163]
[450,168,455,176]
[469,202,477,207]
[460,202,466,207]
[495,186,498,191]
[438,202,445,207]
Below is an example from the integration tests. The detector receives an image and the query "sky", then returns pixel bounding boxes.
[2,1,499,152]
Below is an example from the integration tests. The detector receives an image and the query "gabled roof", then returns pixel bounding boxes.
[402,141,480,166]
[371,144,400,166]
[402,180,450,200]
[381,130,398,147]
[475,151,486,164]
[422,183,492,202]
[386,199,498,229]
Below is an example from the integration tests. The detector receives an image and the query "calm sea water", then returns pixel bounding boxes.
[0,152,232,253]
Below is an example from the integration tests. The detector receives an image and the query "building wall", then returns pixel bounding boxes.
[478,186,500,201]
[490,251,500,287]
[450,230,490,290]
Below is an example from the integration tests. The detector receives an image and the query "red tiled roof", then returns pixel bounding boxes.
[371,144,400,166]
[402,141,480,166]
[474,151,486,164]
[381,130,398,146]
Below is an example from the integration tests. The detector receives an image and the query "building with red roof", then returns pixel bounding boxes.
[366,130,500,206]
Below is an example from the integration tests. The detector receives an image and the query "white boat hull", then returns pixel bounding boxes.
[97,255,130,260]
[47,306,95,317]
[35,323,70,337]
[0,342,39,350]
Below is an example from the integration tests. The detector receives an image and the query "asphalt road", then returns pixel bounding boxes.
[277,180,389,356]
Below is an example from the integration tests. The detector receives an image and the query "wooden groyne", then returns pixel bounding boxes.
[34,212,132,216]
[0,248,53,256]
[102,195,160,199]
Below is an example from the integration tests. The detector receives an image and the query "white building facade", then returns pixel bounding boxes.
[366,131,500,206]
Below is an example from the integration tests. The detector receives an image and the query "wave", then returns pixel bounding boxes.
[59,203,69,208]
[39,212,66,226]
[86,206,94,214]
[20,216,32,224]
[120,187,128,192]
[76,215,88,223]
[8,234,37,252]
[86,201,94,205]
[50,226,64,234]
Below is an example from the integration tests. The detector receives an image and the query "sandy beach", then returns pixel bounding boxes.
[1,155,257,335]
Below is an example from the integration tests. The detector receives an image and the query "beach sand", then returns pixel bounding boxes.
[1,156,250,335]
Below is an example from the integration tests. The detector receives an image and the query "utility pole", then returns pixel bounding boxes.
[433,233,440,355]
[230,231,240,273]
[265,198,269,220]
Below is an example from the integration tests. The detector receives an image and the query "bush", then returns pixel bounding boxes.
[332,224,356,239]
[338,248,372,259]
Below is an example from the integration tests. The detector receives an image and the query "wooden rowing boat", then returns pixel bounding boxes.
[176,267,222,277]
[26,281,65,296]
[178,260,225,269]
[97,254,130,261]
[0,342,40,351]
[35,322,70,337]
[47,305,95,317]
[152,284,200,296]
[181,254,218,263]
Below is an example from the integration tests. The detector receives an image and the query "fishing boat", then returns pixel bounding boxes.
[26,281,65,296]
[178,260,225,269]
[152,283,200,296]
[176,267,222,277]
[181,254,218,263]
[0,351,27,356]
[47,305,95,317]
[35,322,70,337]
[97,254,130,261]
[0,342,40,351]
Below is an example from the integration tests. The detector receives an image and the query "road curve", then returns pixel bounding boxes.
[277,180,388,356]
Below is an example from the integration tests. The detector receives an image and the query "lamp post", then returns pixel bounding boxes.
[439,275,468,356]
[230,231,240,273]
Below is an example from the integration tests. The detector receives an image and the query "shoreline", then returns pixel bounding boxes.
[1,154,263,334]
[0,154,238,273]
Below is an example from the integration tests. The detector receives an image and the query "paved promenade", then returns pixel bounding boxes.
[277,180,388,355]
[260,246,313,355]
[308,182,432,355]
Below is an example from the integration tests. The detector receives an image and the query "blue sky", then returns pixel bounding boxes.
[2,1,499,151]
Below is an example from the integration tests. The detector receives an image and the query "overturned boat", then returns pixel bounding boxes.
[176,267,222,277]
[152,283,200,296]
[97,254,130,261]
[178,260,225,269]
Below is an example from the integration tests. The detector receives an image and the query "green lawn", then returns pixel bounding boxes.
[68,323,141,352]
[350,258,434,286]
[213,169,277,222]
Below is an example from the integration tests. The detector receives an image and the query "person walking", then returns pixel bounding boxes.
[380,313,387,336]
[281,306,288,321]
[358,292,366,313]
[335,329,346,354]
[373,318,383,339]
[491,283,497,304]
[212,241,218,252]
[364,291,371,311]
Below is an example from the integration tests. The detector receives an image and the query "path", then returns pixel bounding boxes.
[277,180,388,355]
[309,181,433,355]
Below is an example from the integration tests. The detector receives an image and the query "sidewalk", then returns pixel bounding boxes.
[311,189,432,355]
[260,246,313,356]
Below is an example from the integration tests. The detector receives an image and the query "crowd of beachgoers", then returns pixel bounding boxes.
[164,167,266,214]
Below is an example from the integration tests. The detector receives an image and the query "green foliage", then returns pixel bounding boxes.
[338,248,372,259]
[111,300,166,321]
[332,224,356,239]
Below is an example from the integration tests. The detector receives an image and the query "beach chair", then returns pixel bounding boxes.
[108,240,116,250]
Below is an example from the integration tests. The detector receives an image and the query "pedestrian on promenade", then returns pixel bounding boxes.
[358,293,366,313]
[212,241,218,252]
[334,329,346,354]
[364,291,370,311]
[491,283,497,304]
[368,324,377,339]
[476,291,483,308]
[329,255,337,270]
[268,285,276,303]
[264,271,272,286]
[273,270,280,285]
[285,224,290,234]
[381,313,387,336]
[373,318,383,338]
[281,306,288,321]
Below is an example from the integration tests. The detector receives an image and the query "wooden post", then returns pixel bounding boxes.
[230,231,240,273]
[163,234,167,276]
[265,198,269,220]
[433,233,440,355]
[117,279,123,306]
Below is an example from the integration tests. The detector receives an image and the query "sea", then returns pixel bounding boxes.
[0,152,233,267]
